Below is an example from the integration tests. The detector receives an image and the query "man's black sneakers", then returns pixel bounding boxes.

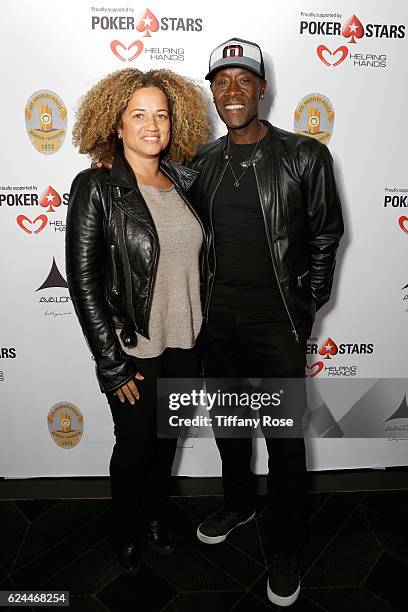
[197,505,256,544]
[267,553,300,607]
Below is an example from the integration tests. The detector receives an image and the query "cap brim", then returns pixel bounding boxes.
[205,62,264,81]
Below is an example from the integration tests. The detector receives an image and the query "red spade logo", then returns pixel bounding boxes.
[17,214,48,235]
[39,186,61,212]
[136,9,159,37]
[399,216,408,235]
[110,40,144,62]
[342,15,364,43]
[318,338,338,359]
[305,361,325,378]
[317,45,349,67]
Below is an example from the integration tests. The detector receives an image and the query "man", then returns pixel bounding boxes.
[190,38,343,607]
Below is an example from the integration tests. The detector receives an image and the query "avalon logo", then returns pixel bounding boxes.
[384,395,408,440]
[36,258,68,291]
[36,258,71,316]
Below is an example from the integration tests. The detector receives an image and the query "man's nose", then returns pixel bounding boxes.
[225,79,241,96]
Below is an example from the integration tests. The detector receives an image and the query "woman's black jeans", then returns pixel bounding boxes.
[106,345,201,540]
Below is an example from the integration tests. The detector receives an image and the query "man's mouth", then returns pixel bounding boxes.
[224,104,245,110]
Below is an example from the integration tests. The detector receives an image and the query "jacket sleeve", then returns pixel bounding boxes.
[65,170,135,393]
[302,142,344,311]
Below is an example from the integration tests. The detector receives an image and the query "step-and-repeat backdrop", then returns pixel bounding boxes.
[1,0,407,477]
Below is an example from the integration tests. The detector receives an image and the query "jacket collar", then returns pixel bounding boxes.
[107,150,199,192]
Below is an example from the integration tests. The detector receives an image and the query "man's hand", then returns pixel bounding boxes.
[114,371,144,405]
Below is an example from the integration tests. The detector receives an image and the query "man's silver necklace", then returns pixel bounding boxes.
[226,124,264,188]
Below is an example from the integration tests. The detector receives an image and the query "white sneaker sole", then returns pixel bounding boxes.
[196,511,256,544]
[267,580,300,607]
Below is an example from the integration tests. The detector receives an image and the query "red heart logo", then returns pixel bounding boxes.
[110,40,144,62]
[398,216,408,235]
[17,214,48,235]
[305,361,325,378]
[317,45,349,67]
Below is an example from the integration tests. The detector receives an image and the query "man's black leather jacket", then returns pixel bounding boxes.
[65,153,207,393]
[189,120,344,340]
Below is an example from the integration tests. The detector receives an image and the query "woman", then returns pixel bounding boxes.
[66,68,209,574]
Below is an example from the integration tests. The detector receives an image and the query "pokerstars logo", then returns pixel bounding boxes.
[306,336,374,377]
[299,11,405,68]
[90,7,204,63]
[383,187,408,236]
[0,185,69,236]
[36,258,72,318]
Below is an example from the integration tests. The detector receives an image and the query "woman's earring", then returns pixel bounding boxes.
[118,132,122,139]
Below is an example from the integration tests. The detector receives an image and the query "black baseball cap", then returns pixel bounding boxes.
[205,37,265,81]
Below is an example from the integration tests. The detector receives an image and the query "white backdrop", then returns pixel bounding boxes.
[1,0,407,477]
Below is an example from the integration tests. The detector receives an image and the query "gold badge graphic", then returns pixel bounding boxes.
[25,90,67,155]
[294,93,334,144]
[47,402,83,449]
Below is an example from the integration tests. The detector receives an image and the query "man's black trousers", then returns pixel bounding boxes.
[203,309,308,554]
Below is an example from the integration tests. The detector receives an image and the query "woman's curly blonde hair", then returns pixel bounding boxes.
[72,68,210,163]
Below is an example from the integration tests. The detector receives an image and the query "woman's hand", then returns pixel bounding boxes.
[114,371,144,405]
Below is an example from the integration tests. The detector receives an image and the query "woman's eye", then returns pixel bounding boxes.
[132,113,144,119]
[156,114,168,120]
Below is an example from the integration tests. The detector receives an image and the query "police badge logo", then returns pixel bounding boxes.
[25,90,67,155]
[294,93,334,144]
[47,402,84,449]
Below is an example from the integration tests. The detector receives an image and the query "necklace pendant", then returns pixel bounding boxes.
[234,180,240,188]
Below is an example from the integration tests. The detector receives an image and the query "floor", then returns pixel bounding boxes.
[0,490,407,611]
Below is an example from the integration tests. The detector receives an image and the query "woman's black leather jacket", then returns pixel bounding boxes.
[65,153,208,393]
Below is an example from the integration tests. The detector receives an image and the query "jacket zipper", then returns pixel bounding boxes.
[110,244,119,295]
[120,213,136,329]
[297,269,310,288]
[204,160,230,320]
[253,164,299,343]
